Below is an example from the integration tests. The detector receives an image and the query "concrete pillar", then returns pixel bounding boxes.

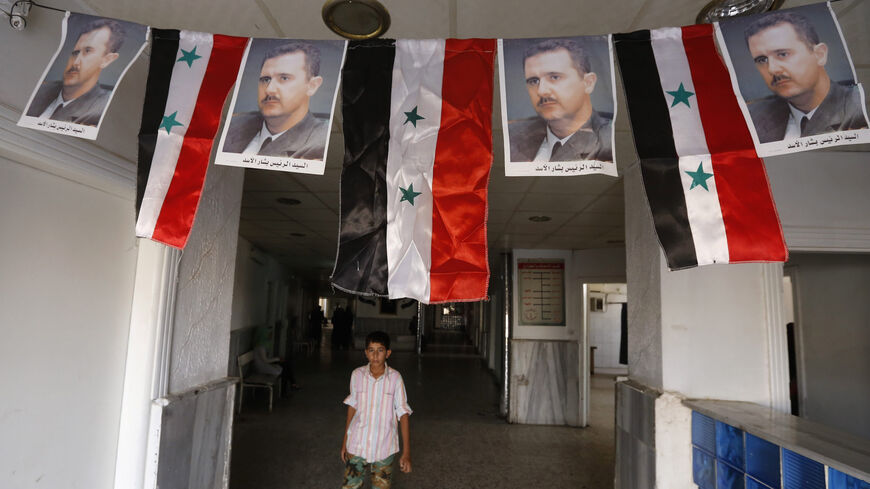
[617,164,788,488]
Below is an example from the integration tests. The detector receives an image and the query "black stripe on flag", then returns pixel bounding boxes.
[136,28,180,218]
[331,39,396,295]
[614,30,698,269]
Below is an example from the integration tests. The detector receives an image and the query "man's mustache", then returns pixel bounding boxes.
[261,95,280,103]
[65,67,79,75]
[770,74,791,86]
[537,97,557,106]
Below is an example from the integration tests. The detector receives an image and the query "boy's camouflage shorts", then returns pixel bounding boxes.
[342,454,395,489]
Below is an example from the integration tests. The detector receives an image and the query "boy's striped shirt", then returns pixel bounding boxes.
[343,364,412,463]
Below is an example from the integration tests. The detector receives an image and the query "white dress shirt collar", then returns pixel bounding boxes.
[38,91,77,119]
[242,122,290,155]
[784,103,819,140]
[533,126,574,162]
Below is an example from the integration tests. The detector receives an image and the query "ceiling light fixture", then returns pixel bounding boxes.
[696,0,784,24]
[322,0,391,40]
[276,197,301,206]
[528,216,551,222]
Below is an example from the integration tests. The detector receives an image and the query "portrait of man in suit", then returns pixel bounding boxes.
[744,11,868,143]
[507,38,613,163]
[222,41,328,159]
[25,18,125,126]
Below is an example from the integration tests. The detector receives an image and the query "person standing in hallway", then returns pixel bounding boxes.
[308,305,324,348]
[340,332,412,488]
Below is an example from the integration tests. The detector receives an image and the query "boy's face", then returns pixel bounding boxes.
[365,342,391,367]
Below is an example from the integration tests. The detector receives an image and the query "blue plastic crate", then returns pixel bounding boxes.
[782,449,825,489]
[694,446,716,489]
[829,467,870,489]
[717,421,746,471]
[745,433,780,488]
[718,459,746,489]
[693,411,717,454]
[746,474,776,489]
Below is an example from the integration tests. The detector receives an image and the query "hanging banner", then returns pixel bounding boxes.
[498,35,618,177]
[331,38,495,304]
[614,25,787,270]
[135,29,248,249]
[715,2,870,156]
[214,38,346,175]
[18,12,148,140]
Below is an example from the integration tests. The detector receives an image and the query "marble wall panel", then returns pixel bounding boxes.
[157,383,235,489]
[615,380,659,489]
[509,340,580,426]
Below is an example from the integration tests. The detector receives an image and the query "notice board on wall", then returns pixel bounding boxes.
[517,259,566,327]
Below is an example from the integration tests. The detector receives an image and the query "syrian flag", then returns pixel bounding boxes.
[136,29,248,248]
[614,25,787,269]
[331,38,495,303]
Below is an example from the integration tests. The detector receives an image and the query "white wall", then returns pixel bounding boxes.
[572,248,627,282]
[0,154,137,489]
[789,252,870,440]
[766,151,870,253]
[659,262,774,403]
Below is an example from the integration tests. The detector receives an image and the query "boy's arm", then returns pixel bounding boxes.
[340,406,356,463]
[398,413,411,473]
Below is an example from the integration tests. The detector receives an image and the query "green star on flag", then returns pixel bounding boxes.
[666,82,695,108]
[399,183,422,205]
[403,106,424,127]
[177,46,202,67]
[159,111,184,134]
[686,162,714,191]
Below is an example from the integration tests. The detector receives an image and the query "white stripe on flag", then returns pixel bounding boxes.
[386,39,446,302]
[678,154,729,265]
[650,28,729,266]
[650,28,707,157]
[136,31,214,238]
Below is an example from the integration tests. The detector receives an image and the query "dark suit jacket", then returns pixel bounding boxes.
[748,81,868,143]
[26,81,111,127]
[222,111,328,159]
[508,110,613,162]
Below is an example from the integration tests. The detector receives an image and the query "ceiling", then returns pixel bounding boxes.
[1,0,867,279]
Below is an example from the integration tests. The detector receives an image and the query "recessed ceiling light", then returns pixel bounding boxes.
[290,232,307,237]
[696,0,783,24]
[528,215,551,222]
[276,197,301,206]
[322,0,391,40]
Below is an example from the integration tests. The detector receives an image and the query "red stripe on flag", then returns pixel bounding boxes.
[151,35,248,248]
[428,38,495,302]
[682,24,787,263]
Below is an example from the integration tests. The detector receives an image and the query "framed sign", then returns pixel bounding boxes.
[512,249,578,341]
[517,259,566,326]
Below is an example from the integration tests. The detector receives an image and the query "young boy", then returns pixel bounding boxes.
[340,331,412,488]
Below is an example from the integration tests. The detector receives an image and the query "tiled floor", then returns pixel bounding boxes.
[230,344,616,488]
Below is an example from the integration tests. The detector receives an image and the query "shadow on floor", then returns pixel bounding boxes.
[230,348,615,488]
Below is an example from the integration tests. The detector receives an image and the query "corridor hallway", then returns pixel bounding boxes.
[230,347,616,488]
